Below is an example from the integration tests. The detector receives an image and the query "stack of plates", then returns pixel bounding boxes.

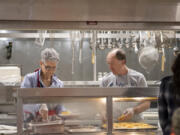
[0,125,17,134]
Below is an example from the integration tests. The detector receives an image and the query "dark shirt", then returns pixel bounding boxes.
[158,76,180,135]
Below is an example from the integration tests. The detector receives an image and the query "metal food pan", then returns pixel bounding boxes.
[114,126,158,131]
[33,124,64,134]
[68,126,102,133]
[29,120,64,134]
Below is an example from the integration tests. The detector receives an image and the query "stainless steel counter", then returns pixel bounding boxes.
[21,131,163,135]
[113,131,163,135]
[63,81,160,87]
[0,131,163,135]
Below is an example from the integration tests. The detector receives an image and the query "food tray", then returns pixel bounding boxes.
[29,120,64,134]
[114,126,158,130]
[29,120,63,127]
[68,127,101,133]
[103,122,158,131]
[0,125,17,134]
[0,125,17,130]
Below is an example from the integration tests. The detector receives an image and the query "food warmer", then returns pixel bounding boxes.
[17,87,161,135]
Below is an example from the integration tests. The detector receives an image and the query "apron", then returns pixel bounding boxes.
[110,69,143,122]
[24,70,61,122]
[36,69,56,116]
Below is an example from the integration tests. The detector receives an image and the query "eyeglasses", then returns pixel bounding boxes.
[43,64,56,71]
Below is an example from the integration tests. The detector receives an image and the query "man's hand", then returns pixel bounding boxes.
[118,108,134,121]
[118,101,150,121]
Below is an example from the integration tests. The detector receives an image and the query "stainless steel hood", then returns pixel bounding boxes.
[0,0,180,30]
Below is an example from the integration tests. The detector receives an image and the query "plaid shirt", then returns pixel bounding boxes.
[158,76,180,135]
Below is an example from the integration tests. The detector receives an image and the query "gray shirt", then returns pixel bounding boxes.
[100,68,147,122]
[101,68,147,88]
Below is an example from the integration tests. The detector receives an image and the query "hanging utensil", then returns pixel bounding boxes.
[91,31,97,81]
[115,31,120,48]
[173,32,180,56]
[161,48,166,72]
[98,31,105,50]
[111,31,116,48]
[72,40,75,75]
[139,46,159,73]
[91,31,97,64]
[99,38,105,50]
[160,31,166,72]
[134,42,138,53]
[89,31,93,49]
[49,30,55,47]
[155,31,162,52]
[139,31,143,48]
[173,46,180,56]
[160,31,164,47]
[96,32,101,50]
[70,31,75,75]
[107,31,112,49]
[150,31,157,47]
[168,31,175,48]
[118,37,123,48]
[35,30,47,46]
[92,51,95,64]
[79,31,84,64]
[107,38,112,49]
[125,38,129,48]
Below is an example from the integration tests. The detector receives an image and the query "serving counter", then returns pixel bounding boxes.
[16,87,160,135]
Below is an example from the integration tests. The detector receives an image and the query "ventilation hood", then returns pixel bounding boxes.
[0,0,180,30]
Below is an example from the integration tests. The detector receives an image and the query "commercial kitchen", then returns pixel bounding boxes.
[0,0,180,135]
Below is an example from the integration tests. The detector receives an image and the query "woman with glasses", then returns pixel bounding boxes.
[21,48,66,122]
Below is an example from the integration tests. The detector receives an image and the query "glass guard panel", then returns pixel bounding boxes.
[23,97,107,134]
[112,97,158,132]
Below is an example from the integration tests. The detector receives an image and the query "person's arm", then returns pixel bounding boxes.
[100,76,109,88]
[134,101,150,114]
[100,79,105,87]
[55,105,66,114]
[120,74,150,121]
[54,78,66,115]
[21,75,33,88]
[120,101,150,121]
[21,74,40,122]
[133,74,150,114]
[54,76,64,88]
[138,74,148,87]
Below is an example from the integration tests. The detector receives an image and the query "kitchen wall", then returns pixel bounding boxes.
[0,39,175,81]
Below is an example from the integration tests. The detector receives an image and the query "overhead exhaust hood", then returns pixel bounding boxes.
[0,0,180,29]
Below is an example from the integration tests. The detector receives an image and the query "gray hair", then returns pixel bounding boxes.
[172,108,180,135]
[41,48,60,63]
